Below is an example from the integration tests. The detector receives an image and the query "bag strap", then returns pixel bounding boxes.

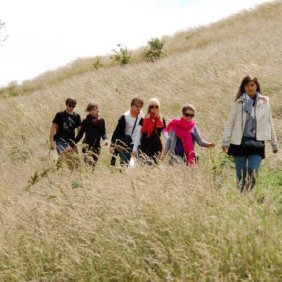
[130,114,139,136]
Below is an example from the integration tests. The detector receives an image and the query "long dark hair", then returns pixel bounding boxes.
[235,75,261,101]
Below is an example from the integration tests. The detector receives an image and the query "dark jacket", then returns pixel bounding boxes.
[138,117,166,157]
[75,115,107,148]
[111,115,127,147]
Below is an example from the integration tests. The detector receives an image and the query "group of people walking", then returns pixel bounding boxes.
[49,75,278,192]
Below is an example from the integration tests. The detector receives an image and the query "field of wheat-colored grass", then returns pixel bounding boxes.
[0,1,282,281]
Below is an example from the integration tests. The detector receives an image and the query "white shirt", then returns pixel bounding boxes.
[124,110,143,144]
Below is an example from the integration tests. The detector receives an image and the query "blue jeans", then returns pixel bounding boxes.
[56,138,71,154]
[233,154,262,190]
[118,151,131,165]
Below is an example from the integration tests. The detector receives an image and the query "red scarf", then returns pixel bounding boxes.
[141,113,164,138]
[165,117,195,165]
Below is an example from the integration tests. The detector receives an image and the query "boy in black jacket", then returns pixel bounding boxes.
[110,97,144,165]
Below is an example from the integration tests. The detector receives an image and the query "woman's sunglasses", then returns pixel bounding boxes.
[184,112,194,118]
[149,105,159,109]
[68,104,76,108]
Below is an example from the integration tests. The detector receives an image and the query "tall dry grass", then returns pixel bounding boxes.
[0,1,282,280]
[1,161,282,281]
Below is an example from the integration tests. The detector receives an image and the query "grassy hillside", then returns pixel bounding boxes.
[1,0,282,98]
[0,1,282,280]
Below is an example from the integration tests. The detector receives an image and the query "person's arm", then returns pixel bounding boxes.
[132,118,143,155]
[194,126,215,148]
[101,119,109,145]
[162,129,173,160]
[76,114,82,133]
[132,126,142,155]
[267,101,278,153]
[74,120,86,144]
[110,115,126,151]
[111,115,125,146]
[222,102,240,152]
[161,118,168,140]
[49,123,57,150]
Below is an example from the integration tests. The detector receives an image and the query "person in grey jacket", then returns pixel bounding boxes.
[162,104,215,165]
[222,75,278,192]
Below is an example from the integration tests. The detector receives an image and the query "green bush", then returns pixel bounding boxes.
[111,44,131,66]
[144,38,165,62]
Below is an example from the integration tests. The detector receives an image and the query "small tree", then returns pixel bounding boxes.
[111,44,131,66]
[144,38,165,62]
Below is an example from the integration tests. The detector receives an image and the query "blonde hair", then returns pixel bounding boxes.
[145,98,162,119]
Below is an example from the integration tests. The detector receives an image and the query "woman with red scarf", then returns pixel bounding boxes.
[162,104,215,166]
[132,98,166,164]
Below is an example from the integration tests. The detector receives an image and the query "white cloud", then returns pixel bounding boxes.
[0,0,273,86]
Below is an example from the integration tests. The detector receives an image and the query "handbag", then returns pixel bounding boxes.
[116,135,133,148]
[241,137,265,150]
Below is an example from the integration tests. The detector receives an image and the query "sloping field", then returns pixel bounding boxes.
[0,1,281,280]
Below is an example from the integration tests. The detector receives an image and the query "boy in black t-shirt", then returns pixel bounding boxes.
[50,98,81,155]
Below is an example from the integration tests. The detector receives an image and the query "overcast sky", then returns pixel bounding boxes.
[0,0,273,86]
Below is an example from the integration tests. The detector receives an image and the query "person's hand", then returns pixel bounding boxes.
[109,147,115,154]
[50,141,56,150]
[208,142,216,148]
[104,139,109,146]
[273,149,278,154]
[131,151,137,158]
[222,146,229,153]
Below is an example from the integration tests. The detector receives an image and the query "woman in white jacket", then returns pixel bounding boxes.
[222,75,278,192]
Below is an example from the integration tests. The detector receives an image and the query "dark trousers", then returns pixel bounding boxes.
[82,146,100,168]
